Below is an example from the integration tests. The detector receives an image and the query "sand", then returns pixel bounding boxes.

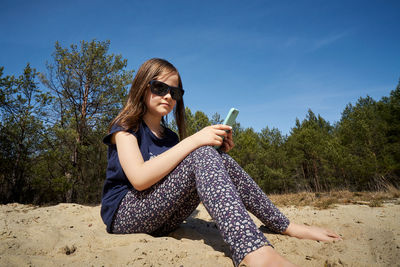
[1,201,399,267]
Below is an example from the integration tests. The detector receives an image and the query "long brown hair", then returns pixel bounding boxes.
[110,58,187,139]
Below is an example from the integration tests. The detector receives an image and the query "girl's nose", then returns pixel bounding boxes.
[164,92,172,100]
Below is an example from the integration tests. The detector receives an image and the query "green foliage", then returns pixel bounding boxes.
[230,127,260,175]
[184,107,210,136]
[257,127,294,192]
[1,40,134,204]
[337,90,400,190]
[285,110,339,191]
[36,40,134,203]
[0,64,51,203]
[1,40,399,204]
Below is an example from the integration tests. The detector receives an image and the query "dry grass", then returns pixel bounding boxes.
[268,186,400,209]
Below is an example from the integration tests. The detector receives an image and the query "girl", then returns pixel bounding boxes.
[101,58,341,267]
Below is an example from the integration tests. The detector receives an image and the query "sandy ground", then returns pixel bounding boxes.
[1,201,399,267]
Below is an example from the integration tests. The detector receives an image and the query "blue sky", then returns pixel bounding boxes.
[1,0,399,135]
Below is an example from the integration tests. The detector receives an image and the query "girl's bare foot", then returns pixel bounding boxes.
[239,246,298,267]
[282,222,342,242]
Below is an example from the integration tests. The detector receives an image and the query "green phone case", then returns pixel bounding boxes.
[214,108,239,149]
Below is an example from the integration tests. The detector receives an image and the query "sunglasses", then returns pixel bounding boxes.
[149,80,185,101]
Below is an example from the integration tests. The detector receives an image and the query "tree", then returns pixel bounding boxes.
[336,86,400,190]
[257,127,293,193]
[337,96,386,189]
[0,64,51,203]
[382,81,400,184]
[229,127,261,180]
[285,110,337,191]
[40,40,134,202]
[210,112,223,125]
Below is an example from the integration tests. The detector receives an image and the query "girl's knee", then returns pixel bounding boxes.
[182,146,217,165]
[185,146,220,162]
[195,145,214,152]
[220,151,234,163]
[193,145,219,156]
[185,146,223,167]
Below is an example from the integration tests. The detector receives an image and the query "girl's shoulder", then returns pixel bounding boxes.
[103,124,137,145]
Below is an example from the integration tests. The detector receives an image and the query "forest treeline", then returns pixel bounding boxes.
[1,40,399,204]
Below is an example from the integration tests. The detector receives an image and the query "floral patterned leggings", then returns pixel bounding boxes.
[111,146,290,266]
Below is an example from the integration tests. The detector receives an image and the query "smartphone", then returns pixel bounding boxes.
[214,108,239,149]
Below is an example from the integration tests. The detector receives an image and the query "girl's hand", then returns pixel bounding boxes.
[190,124,232,148]
[220,129,235,153]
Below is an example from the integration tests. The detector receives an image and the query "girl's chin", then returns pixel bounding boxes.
[158,109,172,116]
[160,105,173,112]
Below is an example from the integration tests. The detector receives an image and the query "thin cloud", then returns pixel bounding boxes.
[284,30,352,52]
[309,31,351,51]
[284,37,301,48]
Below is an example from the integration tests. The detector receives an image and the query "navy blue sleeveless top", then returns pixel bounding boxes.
[101,122,179,233]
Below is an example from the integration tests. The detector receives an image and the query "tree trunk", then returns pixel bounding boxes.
[65,172,74,203]
[313,160,321,192]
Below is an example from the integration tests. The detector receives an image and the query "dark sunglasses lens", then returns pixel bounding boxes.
[151,81,169,95]
[170,88,183,101]
[150,80,184,101]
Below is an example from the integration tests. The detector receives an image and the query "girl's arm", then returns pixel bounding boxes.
[114,124,232,191]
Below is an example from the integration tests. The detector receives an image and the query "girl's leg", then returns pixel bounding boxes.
[111,154,199,234]
[219,152,290,233]
[113,146,271,266]
[219,152,342,243]
[191,147,271,266]
[150,190,200,236]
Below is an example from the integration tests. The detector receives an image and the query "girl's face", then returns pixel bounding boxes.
[145,71,179,119]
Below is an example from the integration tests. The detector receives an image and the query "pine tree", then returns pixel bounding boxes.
[0,64,51,203]
[40,40,134,202]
